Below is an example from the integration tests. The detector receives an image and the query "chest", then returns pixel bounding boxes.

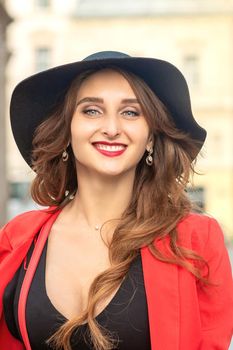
[45,225,115,320]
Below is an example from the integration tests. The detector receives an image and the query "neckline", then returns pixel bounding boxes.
[41,239,141,325]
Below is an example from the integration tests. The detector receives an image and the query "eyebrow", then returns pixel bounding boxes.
[76,97,140,106]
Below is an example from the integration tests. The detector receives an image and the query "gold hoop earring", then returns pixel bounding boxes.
[62,149,69,162]
[146,148,153,166]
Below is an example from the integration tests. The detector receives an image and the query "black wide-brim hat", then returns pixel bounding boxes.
[10,50,206,167]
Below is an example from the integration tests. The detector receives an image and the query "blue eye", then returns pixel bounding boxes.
[122,110,140,117]
[83,109,100,116]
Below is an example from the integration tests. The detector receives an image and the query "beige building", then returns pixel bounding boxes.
[0,0,11,226]
[4,0,233,238]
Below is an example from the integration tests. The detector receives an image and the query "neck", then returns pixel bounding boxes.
[66,170,135,230]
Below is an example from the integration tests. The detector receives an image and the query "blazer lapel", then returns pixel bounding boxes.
[18,210,61,350]
[141,243,180,350]
[0,208,55,317]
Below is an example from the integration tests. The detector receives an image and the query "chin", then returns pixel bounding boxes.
[97,165,136,178]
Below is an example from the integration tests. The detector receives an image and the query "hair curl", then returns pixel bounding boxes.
[31,66,208,350]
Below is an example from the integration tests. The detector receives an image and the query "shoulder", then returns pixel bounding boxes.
[1,206,55,231]
[177,212,226,258]
[0,207,57,249]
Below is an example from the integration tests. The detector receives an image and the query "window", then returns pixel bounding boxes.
[35,0,50,8]
[35,47,51,72]
[10,182,30,200]
[187,186,205,211]
[8,182,36,220]
[183,55,200,88]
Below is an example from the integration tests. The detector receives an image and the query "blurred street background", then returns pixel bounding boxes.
[0,0,232,346]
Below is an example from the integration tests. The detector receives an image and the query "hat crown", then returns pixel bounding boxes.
[83,50,130,61]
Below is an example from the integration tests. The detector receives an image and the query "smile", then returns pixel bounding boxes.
[92,143,127,157]
[95,144,125,151]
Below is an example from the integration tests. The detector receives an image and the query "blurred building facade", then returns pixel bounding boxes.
[0,0,11,225]
[4,0,233,238]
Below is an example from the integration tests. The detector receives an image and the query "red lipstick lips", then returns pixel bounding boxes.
[92,142,127,157]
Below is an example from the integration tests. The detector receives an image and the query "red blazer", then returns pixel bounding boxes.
[0,208,232,350]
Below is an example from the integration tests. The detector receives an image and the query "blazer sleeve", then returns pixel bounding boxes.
[197,217,233,349]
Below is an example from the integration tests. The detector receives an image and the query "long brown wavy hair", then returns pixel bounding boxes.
[31,66,208,350]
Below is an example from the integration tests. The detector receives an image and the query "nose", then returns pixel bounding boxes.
[101,115,121,138]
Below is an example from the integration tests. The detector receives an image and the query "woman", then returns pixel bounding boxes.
[0,51,232,350]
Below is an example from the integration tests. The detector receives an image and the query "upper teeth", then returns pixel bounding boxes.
[95,144,125,151]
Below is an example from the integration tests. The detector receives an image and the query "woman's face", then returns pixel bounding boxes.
[71,69,152,178]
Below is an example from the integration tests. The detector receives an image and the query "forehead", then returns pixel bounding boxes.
[76,68,136,97]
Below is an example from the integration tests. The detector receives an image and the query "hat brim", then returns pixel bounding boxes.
[10,55,206,167]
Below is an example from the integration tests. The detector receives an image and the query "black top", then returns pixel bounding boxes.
[3,239,151,349]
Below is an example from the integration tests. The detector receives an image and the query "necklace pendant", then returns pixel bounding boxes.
[95,225,100,230]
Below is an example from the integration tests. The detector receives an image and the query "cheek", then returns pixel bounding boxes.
[70,119,85,154]
[70,118,93,143]
[126,122,150,147]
